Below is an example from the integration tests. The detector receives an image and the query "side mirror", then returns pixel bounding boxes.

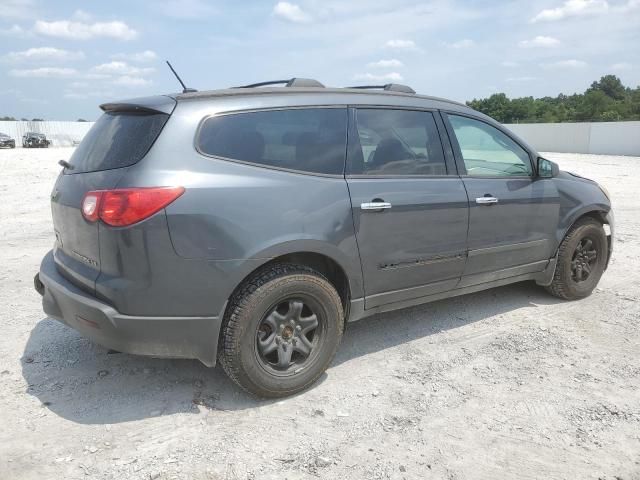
[537,157,559,178]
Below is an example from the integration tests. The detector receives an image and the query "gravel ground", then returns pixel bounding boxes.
[0,148,638,480]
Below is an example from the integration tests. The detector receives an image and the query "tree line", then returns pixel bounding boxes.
[3,74,639,124]
[467,75,640,123]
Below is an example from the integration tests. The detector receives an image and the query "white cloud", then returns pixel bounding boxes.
[531,0,609,22]
[542,59,588,68]
[34,19,138,40]
[0,0,34,19]
[91,61,154,76]
[501,61,519,68]
[367,59,404,68]
[4,47,85,63]
[88,62,155,87]
[111,50,158,63]
[518,36,561,48]
[9,67,77,78]
[0,88,47,104]
[506,76,537,82]
[385,39,416,49]
[63,92,90,100]
[273,2,312,23]
[611,62,632,70]
[353,72,404,82]
[615,0,640,12]
[84,73,111,80]
[112,76,152,87]
[444,39,474,49]
[71,10,93,22]
[0,24,27,37]
[64,88,114,100]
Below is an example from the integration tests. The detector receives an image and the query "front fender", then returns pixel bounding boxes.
[557,202,610,245]
[555,172,611,250]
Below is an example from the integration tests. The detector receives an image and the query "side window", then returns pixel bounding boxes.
[447,114,532,176]
[348,109,447,175]
[197,108,347,175]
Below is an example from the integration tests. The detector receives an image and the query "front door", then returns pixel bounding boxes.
[346,108,469,308]
[443,113,560,287]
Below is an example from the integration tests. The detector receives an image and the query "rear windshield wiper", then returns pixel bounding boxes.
[58,159,74,170]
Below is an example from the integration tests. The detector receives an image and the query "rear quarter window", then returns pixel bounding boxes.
[197,108,348,175]
[68,111,169,174]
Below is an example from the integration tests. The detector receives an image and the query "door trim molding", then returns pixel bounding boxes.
[458,259,548,288]
[379,252,465,271]
[348,256,557,323]
[365,277,460,309]
[467,238,548,258]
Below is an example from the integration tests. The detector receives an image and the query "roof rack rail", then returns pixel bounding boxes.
[347,83,416,94]
[234,78,325,89]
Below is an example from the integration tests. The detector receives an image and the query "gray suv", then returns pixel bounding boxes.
[35,78,613,397]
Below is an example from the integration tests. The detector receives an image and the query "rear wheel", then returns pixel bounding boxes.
[219,264,343,398]
[546,218,607,300]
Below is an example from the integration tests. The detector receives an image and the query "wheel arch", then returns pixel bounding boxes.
[222,248,359,329]
[556,207,612,266]
[558,204,609,241]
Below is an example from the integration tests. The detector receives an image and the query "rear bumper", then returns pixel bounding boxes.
[36,251,222,366]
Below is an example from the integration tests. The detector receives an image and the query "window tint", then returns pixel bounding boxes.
[69,112,169,173]
[348,109,447,176]
[447,115,532,176]
[198,108,347,175]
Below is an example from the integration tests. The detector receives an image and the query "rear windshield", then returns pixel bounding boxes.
[68,111,168,173]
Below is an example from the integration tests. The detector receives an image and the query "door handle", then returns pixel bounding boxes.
[361,201,392,211]
[476,196,499,205]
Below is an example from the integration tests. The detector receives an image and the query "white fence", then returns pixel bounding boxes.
[0,121,94,147]
[505,121,640,156]
[2,119,639,156]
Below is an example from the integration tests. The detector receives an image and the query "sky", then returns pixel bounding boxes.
[0,0,639,120]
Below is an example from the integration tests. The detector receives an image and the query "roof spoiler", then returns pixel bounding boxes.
[100,95,177,115]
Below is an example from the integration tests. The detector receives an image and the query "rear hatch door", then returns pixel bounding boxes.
[51,95,175,293]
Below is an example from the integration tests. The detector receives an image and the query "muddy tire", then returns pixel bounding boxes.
[219,263,344,398]
[546,218,607,300]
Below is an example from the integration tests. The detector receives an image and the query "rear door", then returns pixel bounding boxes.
[51,100,173,293]
[346,107,469,308]
[442,112,560,286]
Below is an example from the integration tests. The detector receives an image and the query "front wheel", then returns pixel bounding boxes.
[219,264,344,398]
[546,218,608,300]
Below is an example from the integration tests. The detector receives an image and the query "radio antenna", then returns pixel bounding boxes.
[166,61,197,93]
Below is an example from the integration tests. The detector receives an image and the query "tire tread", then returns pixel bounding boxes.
[546,217,604,300]
[219,263,343,397]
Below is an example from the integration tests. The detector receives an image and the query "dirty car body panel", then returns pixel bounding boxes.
[36,85,613,368]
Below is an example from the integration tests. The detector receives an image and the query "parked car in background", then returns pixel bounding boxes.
[0,132,15,148]
[35,78,614,397]
[22,132,50,148]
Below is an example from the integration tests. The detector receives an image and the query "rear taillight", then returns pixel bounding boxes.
[81,187,185,227]
[81,191,103,222]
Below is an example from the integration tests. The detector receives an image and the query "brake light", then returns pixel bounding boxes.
[81,187,185,226]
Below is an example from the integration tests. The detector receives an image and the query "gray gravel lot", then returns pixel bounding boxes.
[0,148,638,480]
